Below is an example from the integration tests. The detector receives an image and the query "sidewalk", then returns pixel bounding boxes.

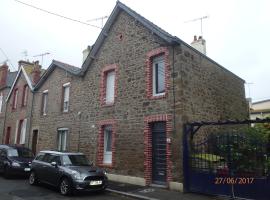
[106,181,227,200]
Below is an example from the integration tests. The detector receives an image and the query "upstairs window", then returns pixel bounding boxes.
[12,89,19,109]
[41,90,48,115]
[105,71,116,104]
[152,56,165,96]
[0,92,3,113]
[100,64,118,106]
[62,83,70,112]
[22,85,28,107]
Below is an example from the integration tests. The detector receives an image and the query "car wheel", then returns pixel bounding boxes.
[59,178,72,195]
[29,171,38,185]
[3,166,10,179]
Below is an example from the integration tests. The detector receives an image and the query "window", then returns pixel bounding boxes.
[22,85,28,106]
[41,90,48,115]
[12,88,18,109]
[103,125,112,164]
[105,71,115,104]
[152,56,165,95]
[57,128,68,151]
[100,64,118,106]
[16,119,27,144]
[0,92,3,113]
[62,83,70,112]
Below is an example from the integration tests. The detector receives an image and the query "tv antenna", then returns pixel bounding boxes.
[33,52,50,65]
[87,16,108,29]
[184,15,209,37]
[22,50,28,61]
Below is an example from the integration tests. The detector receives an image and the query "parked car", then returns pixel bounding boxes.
[29,150,108,195]
[0,145,34,178]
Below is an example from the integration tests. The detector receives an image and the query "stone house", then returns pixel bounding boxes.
[3,61,42,152]
[0,63,17,142]
[3,1,248,191]
[30,60,81,155]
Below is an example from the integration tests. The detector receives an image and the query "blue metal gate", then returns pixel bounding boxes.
[183,119,270,200]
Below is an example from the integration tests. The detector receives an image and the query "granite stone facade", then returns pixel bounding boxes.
[0,2,248,189]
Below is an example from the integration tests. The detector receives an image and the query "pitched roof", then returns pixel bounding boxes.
[6,71,17,87]
[34,60,80,90]
[80,1,244,82]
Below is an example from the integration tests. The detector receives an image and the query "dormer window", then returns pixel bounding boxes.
[62,83,70,112]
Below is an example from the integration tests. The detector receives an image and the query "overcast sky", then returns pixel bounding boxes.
[0,0,269,101]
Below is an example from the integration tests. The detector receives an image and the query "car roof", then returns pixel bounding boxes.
[39,150,84,155]
[0,144,31,150]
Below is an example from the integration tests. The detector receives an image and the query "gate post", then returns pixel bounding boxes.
[183,124,190,192]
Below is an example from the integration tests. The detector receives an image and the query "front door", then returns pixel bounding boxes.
[5,127,11,144]
[32,130,38,155]
[151,122,167,185]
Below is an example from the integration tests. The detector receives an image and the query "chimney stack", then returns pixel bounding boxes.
[0,63,8,88]
[191,35,206,55]
[82,46,91,64]
[31,61,41,85]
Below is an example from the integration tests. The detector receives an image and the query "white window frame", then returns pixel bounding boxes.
[63,83,70,112]
[57,128,68,151]
[152,56,165,96]
[105,71,115,104]
[19,119,27,144]
[42,90,48,115]
[103,125,112,164]
[0,92,3,113]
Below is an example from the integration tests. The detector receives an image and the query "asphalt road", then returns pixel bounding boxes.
[0,176,135,200]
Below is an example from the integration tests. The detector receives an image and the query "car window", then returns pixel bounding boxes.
[41,154,52,163]
[7,148,33,158]
[35,153,45,161]
[49,155,61,165]
[62,154,91,166]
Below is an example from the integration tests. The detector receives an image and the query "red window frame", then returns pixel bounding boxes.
[97,119,116,168]
[12,88,19,109]
[146,47,170,99]
[100,64,118,106]
[21,84,28,107]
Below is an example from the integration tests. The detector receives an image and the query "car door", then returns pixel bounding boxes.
[46,155,62,186]
[37,153,52,182]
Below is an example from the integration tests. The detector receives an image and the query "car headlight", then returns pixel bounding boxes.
[11,162,21,167]
[71,170,82,180]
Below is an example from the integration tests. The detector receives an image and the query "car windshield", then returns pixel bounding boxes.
[8,148,34,158]
[62,155,92,166]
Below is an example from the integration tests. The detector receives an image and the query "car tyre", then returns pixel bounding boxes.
[29,171,39,185]
[59,178,73,195]
[3,166,11,179]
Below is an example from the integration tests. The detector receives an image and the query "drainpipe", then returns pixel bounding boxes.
[2,91,8,143]
[27,90,35,148]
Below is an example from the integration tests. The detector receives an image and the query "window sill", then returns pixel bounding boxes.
[98,163,114,168]
[101,102,115,107]
[149,93,166,100]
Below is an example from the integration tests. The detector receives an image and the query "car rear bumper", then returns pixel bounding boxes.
[8,166,31,176]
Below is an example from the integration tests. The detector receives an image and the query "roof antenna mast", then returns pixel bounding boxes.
[33,52,50,65]
[87,16,108,29]
[184,16,209,37]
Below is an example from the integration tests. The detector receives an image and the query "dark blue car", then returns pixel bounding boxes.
[0,145,34,178]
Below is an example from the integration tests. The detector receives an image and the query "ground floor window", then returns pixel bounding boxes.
[57,128,68,151]
[103,125,112,164]
[97,120,116,167]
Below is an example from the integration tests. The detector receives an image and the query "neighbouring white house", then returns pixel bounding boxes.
[250,99,270,120]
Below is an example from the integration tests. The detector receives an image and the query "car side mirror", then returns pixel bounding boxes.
[51,161,57,167]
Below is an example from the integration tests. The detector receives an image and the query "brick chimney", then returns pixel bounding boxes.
[82,46,91,64]
[31,61,41,85]
[191,35,206,55]
[0,63,8,88]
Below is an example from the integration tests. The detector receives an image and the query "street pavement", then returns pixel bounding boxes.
[0,176,135,200]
